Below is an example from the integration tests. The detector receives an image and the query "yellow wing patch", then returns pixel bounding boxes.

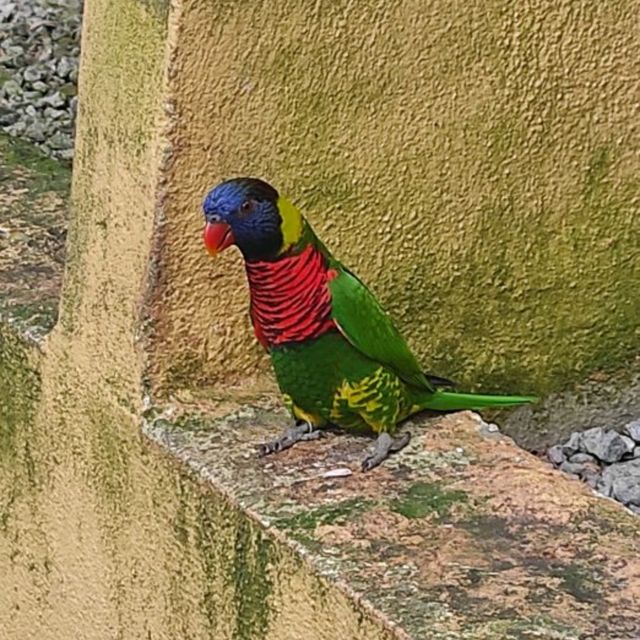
[277,196,303,252]
[331,367,405,433]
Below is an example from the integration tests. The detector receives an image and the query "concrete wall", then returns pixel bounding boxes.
[146,0,639,401]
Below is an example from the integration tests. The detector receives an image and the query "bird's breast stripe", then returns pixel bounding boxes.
[246,244,335,345]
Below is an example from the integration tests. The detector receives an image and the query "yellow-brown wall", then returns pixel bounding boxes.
[148,0,640,399]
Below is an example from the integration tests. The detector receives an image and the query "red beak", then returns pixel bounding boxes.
[203,222,235,256]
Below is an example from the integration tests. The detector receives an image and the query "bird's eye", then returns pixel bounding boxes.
[239,200,255,216]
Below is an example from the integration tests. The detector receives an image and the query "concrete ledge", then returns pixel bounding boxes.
[145,405,640,639]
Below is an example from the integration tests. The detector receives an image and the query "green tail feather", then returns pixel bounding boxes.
[422,390,537,412]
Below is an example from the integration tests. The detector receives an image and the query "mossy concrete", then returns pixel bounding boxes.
[127,0,640,450]
[0,131,67,474]
[505,367,640,451]
[144,406,640,639]
[0,1,406,637]
[0,121,398,640]
[0,326,41,465]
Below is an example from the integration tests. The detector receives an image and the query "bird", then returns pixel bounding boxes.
[202,177,535,471]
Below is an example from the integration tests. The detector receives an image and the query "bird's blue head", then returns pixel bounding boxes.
[202,177,303,262]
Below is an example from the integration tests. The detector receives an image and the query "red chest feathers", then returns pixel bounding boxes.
[245,244,336,347]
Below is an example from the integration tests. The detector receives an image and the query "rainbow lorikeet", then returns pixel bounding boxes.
[202,178,535,470]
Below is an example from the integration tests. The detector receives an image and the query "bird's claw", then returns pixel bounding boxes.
[258,422,323,457]
[361,432,411,471]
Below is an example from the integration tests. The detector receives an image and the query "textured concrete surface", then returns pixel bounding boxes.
[505,366,640,451]
[0,130,67,476]
[146,0,640,415]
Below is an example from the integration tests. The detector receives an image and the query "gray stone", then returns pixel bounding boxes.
[634,446,640,459]
[2,78,21,97]
[48,131,72,150]
[51,27,68,42]
[595,476,612,498]
[560,459,600,482]
[4,45,24,61]
[623,419,640,443]
[47,75,64,89]
[560,461,585,476]
[36,43,54,63]
[6,120,25,135]
[569,452,597,464]
[0,3,17,22]
[621,435,636,455]
[0,98,16,125]
[547,444,565,466]
[56,56,76,79]
[0,0,81,158]
[41,91,66,108]
[56,148,74,161]
[580,427,635,463]
[25,120,46,142]
[584,472,600,489]
[59,81,75,98]
[561,431,582,456]
[0,110,17,125]
[43,106,66,120]
[600,459,640,506]
[23,90,45,101]
[23,64,44,83]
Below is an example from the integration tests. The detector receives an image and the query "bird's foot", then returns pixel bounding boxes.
[258,421,323,456]
[361,432,411,472]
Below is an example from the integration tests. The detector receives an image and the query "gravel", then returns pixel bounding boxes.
[548,420,640,513]
[580,427,635,463]
[0,0,82,160]
[598,460,640,506]
[624,419,640,442]
[547,444,565,466]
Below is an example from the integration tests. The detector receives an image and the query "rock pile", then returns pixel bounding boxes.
[0,0,82,161]
[548,420,640,513]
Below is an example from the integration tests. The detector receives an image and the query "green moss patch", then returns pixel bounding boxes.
[0,328,40,463]
[0,133,70,195]
[390,481,468,520]
[273,498,376,531]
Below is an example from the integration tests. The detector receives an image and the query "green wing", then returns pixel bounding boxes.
[328,264,434,392]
